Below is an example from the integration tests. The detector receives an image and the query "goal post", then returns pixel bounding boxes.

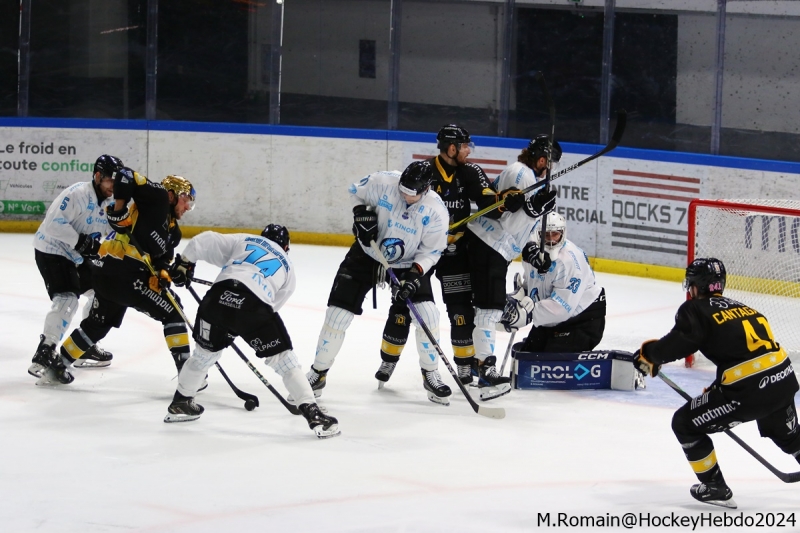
[688,199,800,363]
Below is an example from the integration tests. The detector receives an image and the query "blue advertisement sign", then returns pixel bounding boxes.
[515,359,613,390]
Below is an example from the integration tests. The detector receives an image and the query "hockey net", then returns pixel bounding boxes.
[688,199,800,365]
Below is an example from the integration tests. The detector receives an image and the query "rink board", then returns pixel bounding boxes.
[512,348,637,391]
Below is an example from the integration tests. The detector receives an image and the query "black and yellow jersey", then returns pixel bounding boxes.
[427,155,501,229]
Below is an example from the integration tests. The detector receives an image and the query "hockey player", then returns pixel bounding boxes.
[30,155,122,378]
[163,225,340,439]
[426,125,505,384]
[464,134,560,400]
[306,160,453,405]
[38,170,195,385]
[502,212,606,353]
[633,258,800,509]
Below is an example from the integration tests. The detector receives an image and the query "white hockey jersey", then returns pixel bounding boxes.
[181,231,296,312]
[521,234,603,328]
[349,171,448,275]
[33,181,113,264]
[467,161,542,261]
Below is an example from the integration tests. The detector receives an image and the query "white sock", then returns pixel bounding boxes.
[411,301,440,371]
[43,293,78,346]
[177,345,221,397]
[473,308,502,361]
[312,306,353,371]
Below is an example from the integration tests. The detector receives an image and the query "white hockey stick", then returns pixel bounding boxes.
[499,331,516,378]
[369,241,505,419]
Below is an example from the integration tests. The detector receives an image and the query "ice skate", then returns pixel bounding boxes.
[28,335,55,378]
[73,344,113,368]
[456,358,477,385]
[375,361,397,389]
[36,355,75,386]
[478,356,511,401]
[306,366,328,398]
[422,368,451,406]
[635,371,647,390]
[299,403,340,439]
[164,392,204,423]
[690,480,737,509]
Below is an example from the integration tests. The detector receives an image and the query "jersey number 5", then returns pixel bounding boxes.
[233,244,282,277]
[742,317,776,352]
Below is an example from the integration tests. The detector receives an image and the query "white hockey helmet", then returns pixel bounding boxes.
[536,212,567,255]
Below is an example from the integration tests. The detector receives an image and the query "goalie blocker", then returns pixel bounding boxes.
[511,346,640,391]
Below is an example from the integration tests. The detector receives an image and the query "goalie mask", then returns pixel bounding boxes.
[162,175,196,210]
[683,257,726,296]
[535,212,567,255]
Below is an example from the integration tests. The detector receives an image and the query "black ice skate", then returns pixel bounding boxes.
[456,357,478,385]
[29,335,56,378]
[690,480,737,509]
[306,366,328,398]
[299,403,341,439]
[421,368,451,406]
[478,356,511,401]
[73,344,113,368]
[375,361,397,389]
[36,355,75,386]
[164,392,205,423]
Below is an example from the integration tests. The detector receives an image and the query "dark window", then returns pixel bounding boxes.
[359,40,376,79]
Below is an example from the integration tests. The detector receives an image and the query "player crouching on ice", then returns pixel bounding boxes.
[303,161,453,406]
[633,258,800,508]
[164,225,340,439]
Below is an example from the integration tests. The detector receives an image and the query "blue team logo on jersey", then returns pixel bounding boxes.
[381,237,405,264]
[86,216,93,225]
[402,212,409,220]
[421,216,429,226]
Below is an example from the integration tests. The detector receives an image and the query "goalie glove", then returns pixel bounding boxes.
[169,254,196,288]
[633,340,661,378]
[499,282,534,332]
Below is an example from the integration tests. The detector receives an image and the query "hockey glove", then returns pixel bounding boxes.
[523,189,557,218]
[352,205,379,247]
[521,242,552,274]
[75,232,101,257]
[149,269,172,293]
[499,188,524,213]
[107,206,132,235]
[633,340,661,378]
[393,265,423,304]
[500,292,534,332]
[169,254,196,288]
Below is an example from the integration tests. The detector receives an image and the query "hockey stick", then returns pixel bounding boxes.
[536,72,556,265]
[186,284,301,416]
[499,331,516,378]
[448,109,627,232]
[126,235,260,411]
[369,241,505,419]
[188,276,212,286]
[658,370,800,483]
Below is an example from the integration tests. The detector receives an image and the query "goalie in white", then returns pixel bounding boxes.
[501,212,606,354]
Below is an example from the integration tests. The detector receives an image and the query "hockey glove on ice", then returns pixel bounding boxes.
[169,254,196,288]
[352,205,379,247]
[521,242,552,274]
[149,269,172,293]
[75,232,101,257]
[523,189,557,218]
[499,188,524,213]
[107,206,132,235]
[393,265,423,304]
[633,340,661,378]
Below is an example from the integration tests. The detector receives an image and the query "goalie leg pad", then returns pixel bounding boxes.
[177,344,221,397]
[410,301,440,371]
[312,306,354,371]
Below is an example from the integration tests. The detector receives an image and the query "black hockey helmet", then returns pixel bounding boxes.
[399,160,434,196]
[94,155,124,178]
[527,134,563,163]
[683,257,726,296]
[261,224,290,252]
[436,124,471,151]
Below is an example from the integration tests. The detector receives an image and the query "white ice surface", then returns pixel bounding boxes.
[1,233,798,532]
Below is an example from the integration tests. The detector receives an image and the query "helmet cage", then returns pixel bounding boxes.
[536,212,567,255]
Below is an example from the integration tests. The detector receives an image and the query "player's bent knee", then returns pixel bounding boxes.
[190,344,222,371]
[264,349,301,377]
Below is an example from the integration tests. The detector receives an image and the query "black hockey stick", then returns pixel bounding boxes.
[536,72,556,265]
[126,235,260,410]
[369,242,505,419]
[186,284,301,416]
[449,109,627,232]
[659,371,800,483]
[188,276,212,286]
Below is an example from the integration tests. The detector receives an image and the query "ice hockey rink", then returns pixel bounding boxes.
[2,232,798,532]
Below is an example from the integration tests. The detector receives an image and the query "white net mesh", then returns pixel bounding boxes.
[691,199,800,359]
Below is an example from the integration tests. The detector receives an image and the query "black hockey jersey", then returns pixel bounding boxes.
[428,156,501,230]
[644,296,798,398]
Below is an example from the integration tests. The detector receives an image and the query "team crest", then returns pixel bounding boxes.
[381,237,405,264]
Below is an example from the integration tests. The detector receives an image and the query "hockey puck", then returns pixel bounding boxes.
[245,399,257,411]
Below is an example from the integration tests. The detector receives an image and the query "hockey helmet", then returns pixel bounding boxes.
[162,175,196,210]
[94,155,124,178]
[683,258,726,296]
[399,160,434,196]
[535,212,567,255]
[261,224,290,252]
[527,134,563,163]
[436,124,473,151]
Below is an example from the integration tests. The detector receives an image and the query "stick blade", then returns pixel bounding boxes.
[476,405,506,419]
[779,470,800,483]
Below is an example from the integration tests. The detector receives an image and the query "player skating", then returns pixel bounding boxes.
[463,135,560,400]
[305,161,453,405]
[502,212,606,353]
[38,170,196,385]
[163,225,340,438]
[633,258,800,508]
[30,155,123,378]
